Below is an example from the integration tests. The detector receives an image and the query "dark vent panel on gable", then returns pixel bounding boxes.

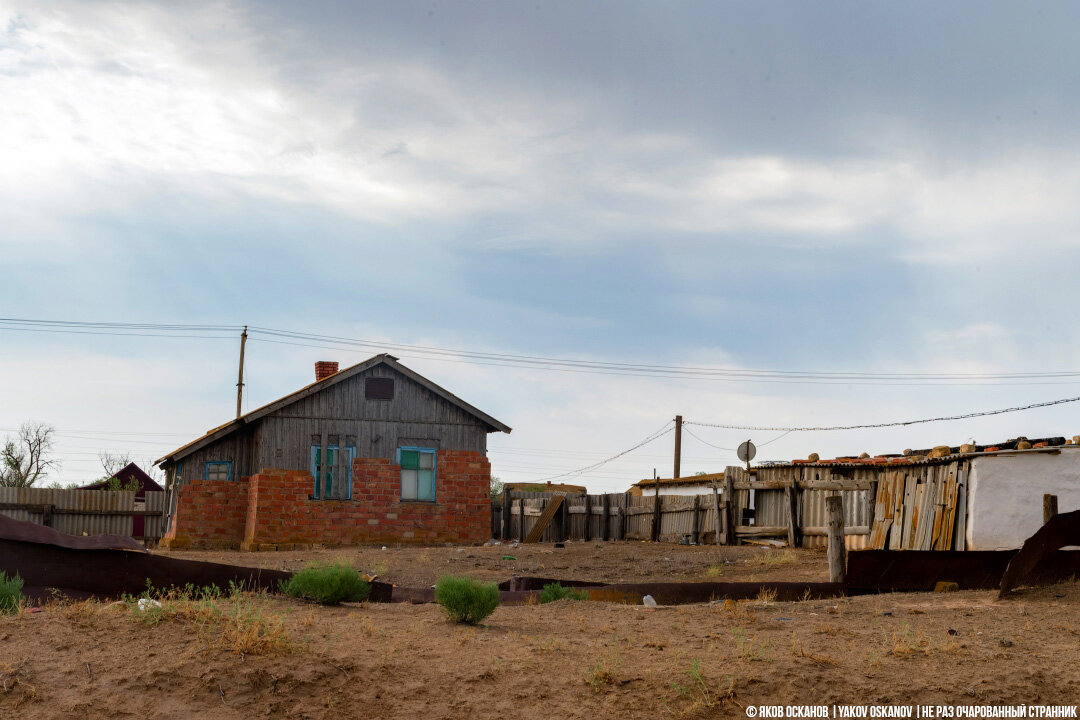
[365,377,395,400]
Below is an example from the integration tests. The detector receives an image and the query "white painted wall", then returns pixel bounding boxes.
[967,449,1080,550]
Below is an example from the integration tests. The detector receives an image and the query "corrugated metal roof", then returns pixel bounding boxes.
[760,441,1079,470]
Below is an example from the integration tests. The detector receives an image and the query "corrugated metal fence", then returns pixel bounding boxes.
[0,487,167,543]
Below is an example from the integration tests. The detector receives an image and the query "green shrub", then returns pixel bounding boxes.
[280,563,370,605]
[434,576,499,625]
[539,582,588,603]
[0,571,24,614]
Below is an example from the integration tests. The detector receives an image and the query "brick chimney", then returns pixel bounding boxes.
[315,361,339,382]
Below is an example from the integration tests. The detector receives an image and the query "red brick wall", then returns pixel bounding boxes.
[165,450,491,549]
[159,477,250,549]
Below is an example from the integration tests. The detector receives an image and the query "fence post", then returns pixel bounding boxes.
[602,494,611,541]
[785,481,801,548]
[866,480,878,544]
[502,491,512,540]
[1044,494,1058,525]
[42,504,53,528]
[651,484,662,542]
[827,495,846,583]
[560,495,570,541]
[724,472,736,545]
[710,481,722,546]
[517,497,525,543]
[583,494,592,542]
[691,494,701,544]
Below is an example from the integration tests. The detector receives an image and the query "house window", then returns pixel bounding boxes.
[310,444,356,500]
[398,447,436,501]
[205,461,232,482]
[365,377,394,400]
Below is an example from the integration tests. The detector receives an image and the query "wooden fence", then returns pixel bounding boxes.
[0,487,167,543]
[493,460,971,551]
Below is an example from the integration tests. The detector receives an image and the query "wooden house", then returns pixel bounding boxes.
[156,354,511,549]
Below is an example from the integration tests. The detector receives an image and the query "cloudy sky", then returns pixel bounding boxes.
[3,1,1080,488]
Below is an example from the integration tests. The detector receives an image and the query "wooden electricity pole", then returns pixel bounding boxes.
[673,415,683,480]
[236,325,248,418]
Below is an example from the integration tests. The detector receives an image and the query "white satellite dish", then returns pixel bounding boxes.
[737,440,757,463]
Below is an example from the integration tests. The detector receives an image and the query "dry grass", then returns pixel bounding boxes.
[0,658,36,710]
[755,586,779,604]
[123,587,295,657]
[888,624,961,658]
[790,633,840,666]
[746,550,798,568]
[733,627,772,662]
[670,658,737,716]
[721,599,757,623]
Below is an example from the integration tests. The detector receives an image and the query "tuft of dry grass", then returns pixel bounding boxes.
[888,623,960,658]
[790,633,839,666]
[670,658,737,715]
[755,586,778,604]
[746,550,798,568]
[221,600,295,657]
[704,564,724,577]
[0,658,36,709]
[733,627,772,662]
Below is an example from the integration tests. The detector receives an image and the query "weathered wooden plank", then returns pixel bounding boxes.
[734,525,787,537]
[826,495,846,583]
[524,495,564,543]
[800,525,870,536]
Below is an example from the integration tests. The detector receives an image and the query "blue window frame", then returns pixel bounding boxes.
[397,447,436,502]
[205,461,232,482]
[310,444,356,500]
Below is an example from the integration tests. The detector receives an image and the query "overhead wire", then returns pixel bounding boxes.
[685,394,1080,432]
[525,420,675,483]
[7,317,1080,385]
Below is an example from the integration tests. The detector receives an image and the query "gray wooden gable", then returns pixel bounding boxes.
[157,354,510,474]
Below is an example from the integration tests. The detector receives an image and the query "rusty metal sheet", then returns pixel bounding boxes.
[999,509,1080,596]
[0,512,145,552]
[0,539,291,600]
[846,550,1013,591]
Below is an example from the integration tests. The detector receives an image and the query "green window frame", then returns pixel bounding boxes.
[310,444,356,500]
[398,446,436,502]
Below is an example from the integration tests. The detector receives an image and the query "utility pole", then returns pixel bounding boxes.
[673,415,683,480]
[236,325,248,418]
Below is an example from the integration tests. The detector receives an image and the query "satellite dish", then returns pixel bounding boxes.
[737,440,757,463]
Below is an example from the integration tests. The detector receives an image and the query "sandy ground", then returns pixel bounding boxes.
[3,546,1077,719]
[160,540,831,586]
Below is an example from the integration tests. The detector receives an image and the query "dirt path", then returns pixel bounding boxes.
[2,579,1077,718]
[160,541,830,586]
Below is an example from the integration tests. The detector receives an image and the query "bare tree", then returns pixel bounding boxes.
[99,451,133,479]
[0,423,58,488]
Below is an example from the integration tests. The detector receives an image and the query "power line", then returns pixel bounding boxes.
[525,421,675,483]
[685,394,1080,432]
[7,317,1080,386]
